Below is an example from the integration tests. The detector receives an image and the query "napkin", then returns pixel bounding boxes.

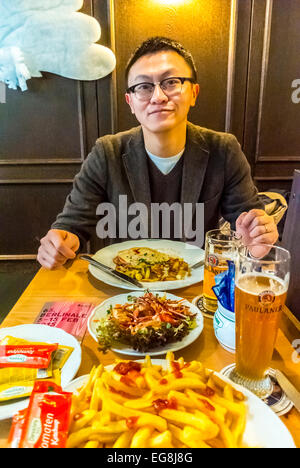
[212,261,235,312]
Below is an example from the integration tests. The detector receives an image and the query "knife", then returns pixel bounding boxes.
[276,370,300,413]
[80,254,143,289]
[190,259,205,270]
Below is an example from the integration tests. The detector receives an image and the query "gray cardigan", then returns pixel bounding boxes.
[52,122,263,248]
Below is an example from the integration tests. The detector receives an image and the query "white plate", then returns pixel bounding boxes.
[89,239,205,291]
[64,359,296,449]
[0,324,82,421]
[88,291,203,357]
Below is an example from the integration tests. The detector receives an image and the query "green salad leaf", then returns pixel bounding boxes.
[96,315,197,353]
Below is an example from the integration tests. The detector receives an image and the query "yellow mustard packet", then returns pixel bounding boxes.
[0,369,61,402]
[0,361,53,386]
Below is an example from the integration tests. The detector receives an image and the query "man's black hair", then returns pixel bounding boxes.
[125,36,198,84]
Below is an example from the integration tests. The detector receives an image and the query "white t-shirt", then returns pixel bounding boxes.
[146,148,185,175]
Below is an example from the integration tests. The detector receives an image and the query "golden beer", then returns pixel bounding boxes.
[229,244,290,398]
[203,262,228,312]
[235,274,287,380]
[202,230,240,313]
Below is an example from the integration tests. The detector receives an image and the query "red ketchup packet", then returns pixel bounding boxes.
[8,409,27,448]
[9,381,72,448]
[0,344,58,368]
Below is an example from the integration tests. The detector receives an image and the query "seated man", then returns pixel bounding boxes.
[37,37,278,269]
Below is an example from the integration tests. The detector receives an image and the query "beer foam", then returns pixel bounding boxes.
[236,273,288,296]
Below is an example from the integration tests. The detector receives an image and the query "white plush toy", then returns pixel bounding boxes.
[0,0,116,92]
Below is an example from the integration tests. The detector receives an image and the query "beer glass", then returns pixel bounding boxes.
[230,244,290,398]
[202,230,241,313]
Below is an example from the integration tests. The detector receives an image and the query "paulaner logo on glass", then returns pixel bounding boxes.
[96,195,204,248]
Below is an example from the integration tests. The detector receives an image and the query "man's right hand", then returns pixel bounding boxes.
[37,229,80,270]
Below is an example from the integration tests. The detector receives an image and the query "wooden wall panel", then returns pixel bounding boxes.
[257,0,300,161]
[0,184,73,256]
[0,75,83,162]
[243,0,300,190]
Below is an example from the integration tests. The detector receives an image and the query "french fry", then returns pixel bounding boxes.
[91,420,127,433]
[231,407,247,445]
[168,424,210,449]
[211,372,245,401]
[167,390,195,409]
[113,430,135,448]
[102,372,145,397]
[181,426,212,449]
[124,392,154,409]
[69,409,97,433]
[223,384,234,402]
[159,408,219,440]
[98,384,167,433]
[89,378,102,411]
[84,440,99,448]
[218,421,238,448]
[66,427,119,448]
[130,426,154,448]
[149,430,174,448]
[143,355,152,368]
[185,389,227,424]
[66,356,249,449]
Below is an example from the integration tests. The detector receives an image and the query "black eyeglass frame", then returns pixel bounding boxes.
[126,76,196,95]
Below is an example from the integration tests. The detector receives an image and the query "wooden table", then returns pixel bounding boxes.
[0,259,300,447]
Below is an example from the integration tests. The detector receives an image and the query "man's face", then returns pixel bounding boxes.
[125,51,199,134]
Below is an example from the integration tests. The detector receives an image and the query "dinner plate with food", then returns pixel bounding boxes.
[88,290,203,356]
[63,353,296,449]
[87,239,204,290]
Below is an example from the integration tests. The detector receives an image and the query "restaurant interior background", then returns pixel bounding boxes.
[0,0,300,320]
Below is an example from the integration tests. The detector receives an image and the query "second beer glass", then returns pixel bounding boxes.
[202,229,240,313]
[230,244,290,398]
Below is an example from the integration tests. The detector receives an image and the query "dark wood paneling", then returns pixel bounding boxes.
[94,0,116,136]
[0,184,73,255]
[231,0,252,142]
[258,0,300,161]
[243,0,300,189]
[0,75,84,161]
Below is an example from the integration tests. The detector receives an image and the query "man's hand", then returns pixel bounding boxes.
[236,209,279,258]
[37,229,80,270]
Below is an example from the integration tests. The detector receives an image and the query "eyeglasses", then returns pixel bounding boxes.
[126,76,195,101]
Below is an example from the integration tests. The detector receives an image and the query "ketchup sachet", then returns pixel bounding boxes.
[0,344,58,369]
[9,381,72,448]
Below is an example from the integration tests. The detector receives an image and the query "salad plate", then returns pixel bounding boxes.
[88,291,203,357]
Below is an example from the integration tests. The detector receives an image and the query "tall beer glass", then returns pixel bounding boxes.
[230,244,290,398]
[202,230,240,313]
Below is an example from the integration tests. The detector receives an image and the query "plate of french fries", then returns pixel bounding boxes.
[64,353,296,448]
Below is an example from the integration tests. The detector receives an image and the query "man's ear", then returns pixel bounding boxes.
[191,84,200,107]
[125,93,135,114]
